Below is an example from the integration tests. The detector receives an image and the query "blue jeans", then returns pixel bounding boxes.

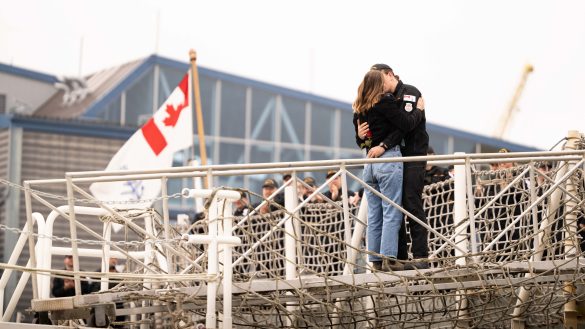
[363,147,403,261]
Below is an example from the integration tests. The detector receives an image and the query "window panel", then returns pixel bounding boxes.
[192,138,213,166]
[100,97,121,124]
[280,96,305,144]
[220,81,247,139]
[0,94,6,114]
[158,67,185,108]
[199,75,217,137]
[453,138,476,154]
[250,144,274,163]
[280,146,305,163]
[480,144,503,154]
[125,68,154,126]
[428,130,450,155]
[251,89,275,141]
[311,104,335,146]
[339,110,356,149]
[219,142,245,164]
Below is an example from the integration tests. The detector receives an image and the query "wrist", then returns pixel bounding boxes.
[378,142,388,150]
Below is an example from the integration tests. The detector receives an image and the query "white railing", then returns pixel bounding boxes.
[0,137,583,327]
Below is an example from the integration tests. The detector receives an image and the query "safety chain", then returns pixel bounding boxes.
[0,178,183,205]
[0,223,183,248]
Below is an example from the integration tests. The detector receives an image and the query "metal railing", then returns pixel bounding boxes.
[0,146,583,328]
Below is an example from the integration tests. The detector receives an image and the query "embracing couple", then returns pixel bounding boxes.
[352,64,430,271]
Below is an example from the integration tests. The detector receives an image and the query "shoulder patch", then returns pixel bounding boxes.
[404,103,413,112]
[403,95,416,102]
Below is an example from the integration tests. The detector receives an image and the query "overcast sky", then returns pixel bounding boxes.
[1,0,584,150]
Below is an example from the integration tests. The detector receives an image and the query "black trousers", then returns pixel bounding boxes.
[397,161,429,260]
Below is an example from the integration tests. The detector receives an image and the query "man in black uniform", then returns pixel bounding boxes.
[371,63,430,269]
[254,178,285,214]
[323,170,354,203]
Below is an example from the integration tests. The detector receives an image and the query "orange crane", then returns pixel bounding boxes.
[493,64,534,139]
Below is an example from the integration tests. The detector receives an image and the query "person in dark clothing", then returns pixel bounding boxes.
[353,69,425,272]
[425,146,450,185]
[370,63,430,269]
[322,170,354,203]
[52,255,92,297]
[300,176,324,202]
[254,178,285,214]
[90,257,121,292]
[233,192,254,216]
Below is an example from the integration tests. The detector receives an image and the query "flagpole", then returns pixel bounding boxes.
[189,49,209,188]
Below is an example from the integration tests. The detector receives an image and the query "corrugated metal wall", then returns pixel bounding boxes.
[12,130,125,321]
[0,129,10,261]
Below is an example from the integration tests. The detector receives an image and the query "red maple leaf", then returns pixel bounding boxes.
[163,102,187,127]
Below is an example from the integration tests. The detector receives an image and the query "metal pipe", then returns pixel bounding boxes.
[59,150,584,179]
[181,188,241,200]
[222,198,234,329]
[181,234,241,246]
[23,182,38,300]
[206,197,218,329]
[453,153,469,327]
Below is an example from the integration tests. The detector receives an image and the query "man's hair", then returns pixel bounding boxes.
[370,64,399,81]
[353,70,385,114]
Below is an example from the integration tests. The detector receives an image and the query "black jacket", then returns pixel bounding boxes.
[353,94,422,152]
[253,192,285,212]
[382,81,429,157]
[425,166,450,185]
[52,269,92,297]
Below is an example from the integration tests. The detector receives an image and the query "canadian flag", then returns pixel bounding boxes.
[89,72,193,208]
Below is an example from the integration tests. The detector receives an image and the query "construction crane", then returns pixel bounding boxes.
[493,64,534,139]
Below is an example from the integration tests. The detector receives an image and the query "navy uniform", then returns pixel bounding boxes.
[322,170,354,202]
[372,64,430,264]
[254,178,285,212]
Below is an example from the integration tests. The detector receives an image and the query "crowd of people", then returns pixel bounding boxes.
[224,62,562,276]
[232,172,365,217]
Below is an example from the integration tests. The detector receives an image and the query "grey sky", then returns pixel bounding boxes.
[1,0,584,150]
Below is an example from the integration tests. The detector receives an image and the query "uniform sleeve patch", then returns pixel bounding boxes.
[404,103,413,112]
[403,95,417,102]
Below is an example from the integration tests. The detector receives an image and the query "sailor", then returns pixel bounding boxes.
[370,64,430,269]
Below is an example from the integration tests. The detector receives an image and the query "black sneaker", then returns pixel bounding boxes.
[403,260,429,270]
[371,261,383,271]
[382,259,404,271]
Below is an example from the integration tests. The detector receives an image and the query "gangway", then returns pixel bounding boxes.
[0,130,583,328]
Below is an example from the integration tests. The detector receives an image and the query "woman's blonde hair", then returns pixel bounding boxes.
[352,70,385,114]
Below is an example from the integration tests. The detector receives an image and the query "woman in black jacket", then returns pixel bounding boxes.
[352,69,424,271]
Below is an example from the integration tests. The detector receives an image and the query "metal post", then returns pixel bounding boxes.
[344,196,368,275]
[453,152,469,264]
[284,185,299,280]
[206,197,219,329]
[284,185,299,327]
[340,165,352,245]
[161,176,174,276]
[142,215,155,329]
[464,156,478,261]
[222,198,234,329]
[65,176,82,295]
[0,221,30,318]
[23,182,39,299]
[562,131,581,328]
[101,222,112,292]
[453,152,469,328]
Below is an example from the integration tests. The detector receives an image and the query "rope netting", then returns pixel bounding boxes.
[174,161,585,328]
[3,152,585,328]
